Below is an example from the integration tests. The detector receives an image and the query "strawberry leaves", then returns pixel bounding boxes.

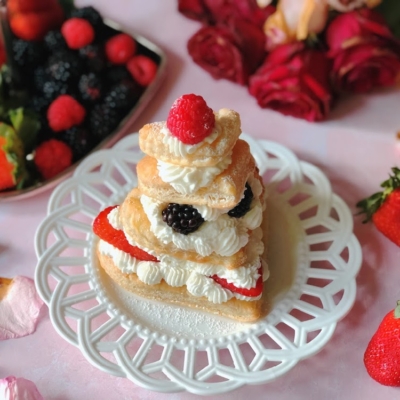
[356,167,400,223]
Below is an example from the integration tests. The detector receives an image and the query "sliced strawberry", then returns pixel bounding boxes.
[93,206,158,262]
[211,264,263,297]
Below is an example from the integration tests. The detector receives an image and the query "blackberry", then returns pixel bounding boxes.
[47,50,84,84]
[228,183,253,218]
[11,38,46,70]
[79,44,106,72]
[89,103,120,141]
[33,66,49,92]
[78,72,103,104]
[70,6,103,29]
[103,81,139,111]
[44,30,66,52]
[27,95,51,115]
[36,126,55,146]
[59,126,94,162]
[105,66,131,84]
[162,204,204,235]
[42,80,69,100]
[25,96,51,136]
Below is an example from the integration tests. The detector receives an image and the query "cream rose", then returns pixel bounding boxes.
[263,0,329,50]
[327,0,382,12]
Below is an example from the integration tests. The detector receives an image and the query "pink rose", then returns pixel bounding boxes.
[178,0,275,27]
[326,8,400,93]
[188,17,266,84]
[249,42,332,122]
[264,0,329,50]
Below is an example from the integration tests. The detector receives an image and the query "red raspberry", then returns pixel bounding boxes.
[126,55,157,86]
[34,139,73,180]
[166,94,215,144]
[93,206,159,262]
[105,33,137,65]
[47,95,86,132]
[61,18,94,49]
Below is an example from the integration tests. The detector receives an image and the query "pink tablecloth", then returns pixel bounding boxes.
[1,1,400,399]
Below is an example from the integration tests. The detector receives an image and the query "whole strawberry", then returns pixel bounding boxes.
[356,167,400,246]
[364,301,400,386]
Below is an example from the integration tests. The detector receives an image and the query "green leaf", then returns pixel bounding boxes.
[8,108,40,154]
[0,122,27,186]
[376,0,400,38]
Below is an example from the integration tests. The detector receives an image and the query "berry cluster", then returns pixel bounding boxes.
[160,184,253,237]
[162,203,205,235]
[7,5,160,183]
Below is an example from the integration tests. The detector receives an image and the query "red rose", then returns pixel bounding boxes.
[188,18,266,85]
[178,0,275,28]
[178,0,212,24]
[326,8,400,93]
[249,42,332,122]
[203,0,275,28]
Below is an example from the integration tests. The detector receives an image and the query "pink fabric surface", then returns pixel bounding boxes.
[1,0,400,399]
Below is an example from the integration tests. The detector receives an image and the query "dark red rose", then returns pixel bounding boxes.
[326,8,400,93]
[178,0,275,28]
[188,18,266,85]
[203,0,275,28]
[178,0,213,24]
[249,42,332,122]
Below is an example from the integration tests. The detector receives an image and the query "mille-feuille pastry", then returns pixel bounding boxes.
[93,94,269,322]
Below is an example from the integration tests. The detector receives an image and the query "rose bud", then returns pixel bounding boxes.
[249,41,332,122]
[263,0,329,50]
[326,8,400,93]
[188,17,266,85]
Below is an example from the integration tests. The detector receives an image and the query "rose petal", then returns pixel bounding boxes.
[0,376,44,400]
[0,276,44,340]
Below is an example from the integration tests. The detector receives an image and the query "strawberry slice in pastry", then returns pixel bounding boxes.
[93,206,158,262]
[211,265,263,297]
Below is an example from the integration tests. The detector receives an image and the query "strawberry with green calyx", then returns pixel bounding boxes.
[364,301,400,386]
[0,122,26,190]
[356,167,400,246]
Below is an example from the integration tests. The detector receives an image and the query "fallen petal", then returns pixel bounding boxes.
[0,276,44,340]
[0,376,44,400]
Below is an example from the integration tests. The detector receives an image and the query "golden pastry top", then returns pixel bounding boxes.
[139,108,241,167]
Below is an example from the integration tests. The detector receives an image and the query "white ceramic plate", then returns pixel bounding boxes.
[35,133,362,395]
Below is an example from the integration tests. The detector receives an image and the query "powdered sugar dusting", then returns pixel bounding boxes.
[99,271,250,339]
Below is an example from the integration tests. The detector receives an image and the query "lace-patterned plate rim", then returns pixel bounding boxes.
[34,133,362,394]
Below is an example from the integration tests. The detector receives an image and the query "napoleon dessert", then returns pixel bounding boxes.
[93,94,269,322]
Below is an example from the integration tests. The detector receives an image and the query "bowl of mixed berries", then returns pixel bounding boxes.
[0,0,167,200]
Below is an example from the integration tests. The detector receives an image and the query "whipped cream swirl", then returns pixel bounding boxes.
[160,124,219,157]
[157,154,232,194]
[98,238,264,303]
